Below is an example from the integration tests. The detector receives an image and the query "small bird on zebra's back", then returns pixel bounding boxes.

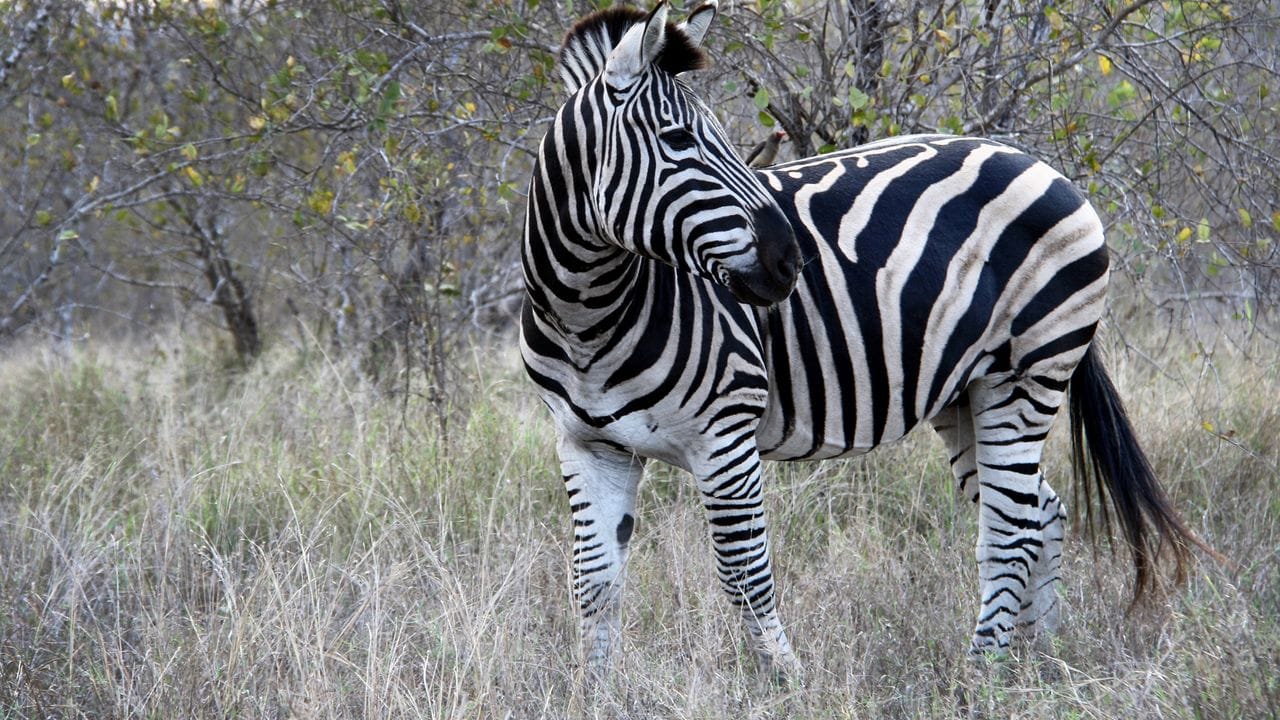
[745,129,787,167]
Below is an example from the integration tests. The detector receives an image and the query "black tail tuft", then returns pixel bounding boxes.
[1068,344,1204,603]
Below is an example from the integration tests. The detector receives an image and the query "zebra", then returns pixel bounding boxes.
[520,0,1204,678]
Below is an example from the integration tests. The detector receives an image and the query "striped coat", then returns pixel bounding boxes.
[521,1,1200,679]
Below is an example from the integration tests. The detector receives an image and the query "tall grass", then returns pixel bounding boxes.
[0,326,1276,718]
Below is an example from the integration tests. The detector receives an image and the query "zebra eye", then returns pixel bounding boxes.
[660,127,697,152]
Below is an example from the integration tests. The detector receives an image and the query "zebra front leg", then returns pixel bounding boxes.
[694,450,803,681]
[557,437,645,674]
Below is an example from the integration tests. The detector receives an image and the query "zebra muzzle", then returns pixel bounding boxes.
[725,205,800,306]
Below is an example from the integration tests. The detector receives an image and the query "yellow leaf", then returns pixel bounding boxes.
[1196,217,1211,242]
[248,115,266,132]
[1098,54,1113,76]
[87,175,99,193]
[337,151,357,175]
[308,189,334,215]
[1175,227,1192,244]
[1201,420,1215,433]
[184,166,203,186]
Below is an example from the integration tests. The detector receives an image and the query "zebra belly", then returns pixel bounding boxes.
[758,432,877,461]
[755,366,959,462]
[751,254,986,461]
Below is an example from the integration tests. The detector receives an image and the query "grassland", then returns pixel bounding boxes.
[0,324,1276,719]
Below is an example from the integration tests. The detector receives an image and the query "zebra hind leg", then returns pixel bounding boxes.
[556,438,645,676]
[931,395,980,503]
[935,393,1069,654]
[1017,475,1066,644]
[965,374,1069,657]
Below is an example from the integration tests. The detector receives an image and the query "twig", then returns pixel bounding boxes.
[0,1,52,91]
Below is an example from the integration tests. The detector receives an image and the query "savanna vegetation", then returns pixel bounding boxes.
[1,0,1278,717]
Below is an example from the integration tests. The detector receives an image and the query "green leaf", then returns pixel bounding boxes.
[1196,218,1211,242]
[752,87,770,111]
[1237,208,1252,228]
[1044,6,1064,36]
[384,81,402,111]
[757,111,775,128]
[1107,80,1136,108]
[848,87,869,110]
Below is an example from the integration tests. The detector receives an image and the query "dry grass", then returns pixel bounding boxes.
[0,323,1276,719]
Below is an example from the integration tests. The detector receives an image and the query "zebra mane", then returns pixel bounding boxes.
[559,5,709,95]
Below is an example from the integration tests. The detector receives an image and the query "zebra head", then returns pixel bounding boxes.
[554,1,801,306]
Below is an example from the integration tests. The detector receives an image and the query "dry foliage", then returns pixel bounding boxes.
[0,321,1275,718]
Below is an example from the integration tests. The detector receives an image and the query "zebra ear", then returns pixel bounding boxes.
[603,1,669,91]
[677,0,717,48]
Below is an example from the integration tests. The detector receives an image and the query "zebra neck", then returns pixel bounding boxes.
[521,187,652,352]
[523,94,660,351]
[524,240,649,346]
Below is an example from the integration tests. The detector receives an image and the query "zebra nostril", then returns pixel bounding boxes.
[776,248,800,280]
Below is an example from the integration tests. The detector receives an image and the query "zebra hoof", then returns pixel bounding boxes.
[966,636,1012,666]
[757,649,805,687]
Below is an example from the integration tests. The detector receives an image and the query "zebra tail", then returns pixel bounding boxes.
[1068,344,1218,604]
